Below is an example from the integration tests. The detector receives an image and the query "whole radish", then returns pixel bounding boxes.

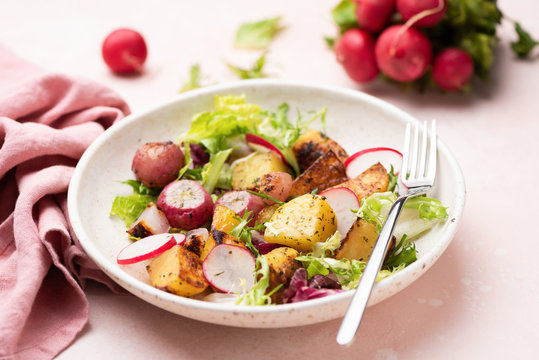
[132,141,184,188]
[335,28,379,83]
[354,0,395,33]
[102,28,148,74]
[432,47,474,91]
[375,25,432,82]
[396,0,447,28]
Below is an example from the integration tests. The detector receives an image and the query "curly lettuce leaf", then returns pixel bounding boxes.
[236,256,280,305]
[235,17,282,50]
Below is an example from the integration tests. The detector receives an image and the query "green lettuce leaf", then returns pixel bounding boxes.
[201,149,233,193]
[179,65,202,93]
[236,256,280,305]
[296,255,365,290]
[227,53,267,79]
[110,181,159,227]
[383,235,417,270]
[235,17,282,50]
[311,231,343,258]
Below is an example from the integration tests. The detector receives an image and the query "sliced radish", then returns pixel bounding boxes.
[157,180,213,230]
[245,133,288,165]
[344,147,403,179]
[127,202,170,238]
[215,190,265,221]
[319,187,360,237]
[117,233,182,265]
[202,244,256,294]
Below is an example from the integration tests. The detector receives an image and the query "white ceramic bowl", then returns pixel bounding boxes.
[67,79,465,328]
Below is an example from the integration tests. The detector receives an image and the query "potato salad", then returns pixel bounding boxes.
[111,95,448,305]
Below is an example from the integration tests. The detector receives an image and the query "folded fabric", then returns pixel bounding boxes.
[0,44,130,359]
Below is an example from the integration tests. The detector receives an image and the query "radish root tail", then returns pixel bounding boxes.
[390,0,446,56]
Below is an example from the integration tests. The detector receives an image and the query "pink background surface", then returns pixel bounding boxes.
[2,0,538,358]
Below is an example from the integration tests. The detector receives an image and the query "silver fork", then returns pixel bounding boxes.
[336,120,437,346]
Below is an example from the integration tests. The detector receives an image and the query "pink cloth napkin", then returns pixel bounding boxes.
[0,44,130,359]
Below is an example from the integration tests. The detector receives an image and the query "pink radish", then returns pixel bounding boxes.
[215,190,266,221]
[396,0,447,28]
[255,172,293,205]
[432,48,474,91]
[202,244,256,294]
[375,25,432,82]
[127,202,170,238]
[132,141,184,188]
[245,133,288,165]
[335,28,379,83]
[345,147,403,178]
[157,180,213,230]
[319,187,360,237]
[354,0,395,33]
[102,28,148,74]
[116,233,185,265]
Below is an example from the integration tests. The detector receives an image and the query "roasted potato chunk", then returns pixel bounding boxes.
[255,204,280,226]
[264,247,300,303]
[231,152,290,190]
[211,205,241,233]
[288,150,348,197]
[264,194,337,252]
[335,218,396,262]
[335,218,378,261]
[183,228,210,258]
[331,162,389,202]
[146,245,208,297]
[292,129,348,172]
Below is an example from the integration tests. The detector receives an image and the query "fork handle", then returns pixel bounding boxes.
[336,195,408,346]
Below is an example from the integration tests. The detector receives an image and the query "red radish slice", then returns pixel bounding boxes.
[245,133,288,165]
[202,244,256,294]
[344,147,403,179]
[215,190,266,221]
[319,187,360,237]
[127,202,170,238]
[117,233,180,265]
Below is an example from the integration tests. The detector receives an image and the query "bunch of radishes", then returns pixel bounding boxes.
[334,0,476,91]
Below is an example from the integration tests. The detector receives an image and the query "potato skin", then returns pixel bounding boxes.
[264,194,337,252]
[231,152,290,190]
[264,247,300,303]
[292,130,348,172]
[331,162,389,202]
[132,141,184,188]
[146,245,208,297]
[288,150,348,197]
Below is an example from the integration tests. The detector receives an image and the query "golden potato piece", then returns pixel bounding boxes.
[288,150,348,197]
[231,152,290,190]
[264,194,337,252]
[292,129,348,172]
[264,247,300,303]
[331,162,389,202]
[254,204,280,226]
[146,245,208,297]
[211,205,241,233]
[335,218,396,262]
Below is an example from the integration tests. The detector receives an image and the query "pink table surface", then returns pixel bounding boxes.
[2,0,538,358]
